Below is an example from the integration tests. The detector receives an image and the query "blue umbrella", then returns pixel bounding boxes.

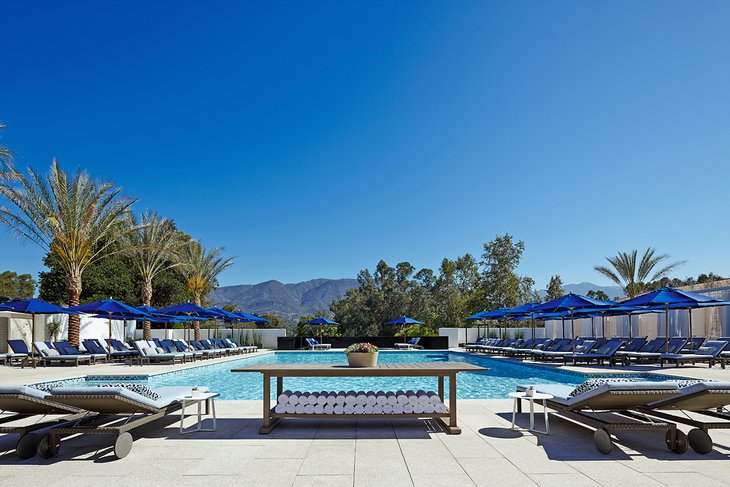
[503,303,542,339]
[69,299,150,354]
[534,294,615,352]
[3,298,81,367]
[235,311,269,323]
[466,308,512,339]
[385,316,423,342]
[304,317,339,343]
[156,302,219,343]
[622,287,728,352]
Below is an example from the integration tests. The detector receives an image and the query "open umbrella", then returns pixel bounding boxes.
[572,305,662,338]
[230,311,269,345]
[534,293,614,352]
[466,308,510,339]
[69,299,150,355]
[503,302,541,339]
[304,317,339,344]
[384,316,424,342]
[155,302,219,345]
[2,298,80,367]
[621,287,728,353]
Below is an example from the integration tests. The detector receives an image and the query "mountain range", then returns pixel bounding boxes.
[210,278,624,321]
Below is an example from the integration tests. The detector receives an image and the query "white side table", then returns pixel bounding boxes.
[508,391,553,434]
[178,392,220,434]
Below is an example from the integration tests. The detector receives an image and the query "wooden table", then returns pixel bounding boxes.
[232,362,487,434]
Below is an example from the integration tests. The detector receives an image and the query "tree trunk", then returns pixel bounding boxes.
[141,279,153,340]
[66,272,82,347]
[193,293,202,341]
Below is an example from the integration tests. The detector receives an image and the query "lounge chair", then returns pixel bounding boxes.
[464,337,486,351]
[394,337,422,350]
[0,385,88,458]
[680,337,706,352]
[214,338,241,354]
[305,338,331,350]
[132,340,185,365]
[532,339,590,361]
[516,380,684,454]
[561,338,625,365]
[639,381,730,454]
[198,339,226,357]
[164,339,199,361]
[189,339,217,358]
[32,342,93,367]
[55,341,108,364]
[227,339,257,353]
[659,340,729,368]
[42,385,204,459]
[619,337,688,366]
[4,340,30,366]
[616,337,647,353]
[82,339,136,362]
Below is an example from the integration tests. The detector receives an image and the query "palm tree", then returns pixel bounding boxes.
[0,160,136,345]
[122,211,188,340]
[0,123,13,179]
[181,240,235,340]
[594,248,685,298]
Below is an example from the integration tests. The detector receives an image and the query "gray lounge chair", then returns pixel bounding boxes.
[516,381,683,454]
[32,342,92,367]
[394,337,422,350]
[132,340,185,365]
[659,340,729,368]
[0,385,87,458]
[306,338,331,350]
[640,381,730,454]
[42,385,204,459]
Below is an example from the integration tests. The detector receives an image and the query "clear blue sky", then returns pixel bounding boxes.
[1,1,729,289]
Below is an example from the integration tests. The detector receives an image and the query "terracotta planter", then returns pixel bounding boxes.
[347,351,378,367]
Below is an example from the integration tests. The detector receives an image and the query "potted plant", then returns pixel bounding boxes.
[345,343,379,367]
[47,320,62,342]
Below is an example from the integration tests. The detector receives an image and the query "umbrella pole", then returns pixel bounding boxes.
[570,310,575,353]
[31,312,36,369]
[629,315,633,339]
[561,317,565,339]
[591,317,595,338]
[665,304,669,353]
[601,313,606,338]
[688,309,693,350]
[108,313,113,357]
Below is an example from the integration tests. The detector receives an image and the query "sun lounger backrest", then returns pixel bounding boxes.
[0,386,82,414]
[7,339,30,354]
[568,382,680,409]
[637,338,664,353]
[664,337,689,353]
[684,337,706,350]
[648,382,730,410]
[621,337,647,352]
[692,340,728,357]
[82,339,105,354]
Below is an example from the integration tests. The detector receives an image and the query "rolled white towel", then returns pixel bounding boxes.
[316,393,327,406]
[428,392,441,405]
[285,404,296,414]
[383,404,393,414]
[366,392,377,405]
[274,404,286,414]
[375,392,387,405]
[413,403,424,415]
[314,404,324,414]
[335,394,346,406]
[392,403,403,414]
[423,403,435,414]
[304,404,315,414]
[307,393,318,405]
[324,404,334,414]
[344,404,355,415]
[354,404,365,414]
[403,403,413,414]
[277,390,292,404]
[345,391,357,406]
[334,404,345,415]
[364,404,374,414]
[288,393,299,405]
[418,395,430,407]
[300,392,310,404]
[356,391,367,405]
[373,404,383,414]
[434,403,447,414]
[408,396,419,407]
[295,404,306,414]
[325,393,336,406]
[388,392,399,406]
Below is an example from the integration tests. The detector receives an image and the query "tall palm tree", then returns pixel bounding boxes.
[0,160,136,345]
[181,240,235,340]
[0,123,13,179]
[123,211,188,340]
[594,248,685,298]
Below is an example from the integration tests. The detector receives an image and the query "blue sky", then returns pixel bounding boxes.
[1,1,729,289]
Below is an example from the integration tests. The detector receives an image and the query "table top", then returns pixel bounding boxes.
[508,391,553,400]
[232,362,486,376]
[177,392,220,401]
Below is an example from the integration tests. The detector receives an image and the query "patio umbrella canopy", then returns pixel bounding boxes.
[534,293,614,352]
[69,299,150,353]
[621,287,727,352]
[304,317,339,343]
[503,302,541,339]
[466,308,510,339]
[156,302,219,344]
[2,298,80,367]
[384,316,424,342]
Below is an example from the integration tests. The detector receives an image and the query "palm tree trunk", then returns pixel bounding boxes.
[141,279,153,340]
[66,272,82,347]
[193,293,202,341]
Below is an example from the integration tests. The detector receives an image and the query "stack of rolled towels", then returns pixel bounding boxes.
[274,390,448,415]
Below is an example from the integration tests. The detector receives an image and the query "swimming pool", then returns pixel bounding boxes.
[49,351,677,400]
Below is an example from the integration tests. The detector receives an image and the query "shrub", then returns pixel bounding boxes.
[394,323,437,337]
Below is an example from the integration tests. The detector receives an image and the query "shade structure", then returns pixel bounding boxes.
[234,312,269,323]
[621,287,727,352]
[156,302,219,343]
[503,303,541,338]
[2,299,80,367]
[534,293,615,352]
[304,317,339,343]
[384,316,424,342]
[466,308,512,339]
[572,305,662,338]
[69,299,150,354]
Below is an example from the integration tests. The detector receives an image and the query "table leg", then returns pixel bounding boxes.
[179,399,188,434]
[197,400,203,431]
[277,376,283,398]
[511,397,517,430]
[529,398,534,431]
[449,373,458,430]
[543,399,549,434]
[438,376,444,402]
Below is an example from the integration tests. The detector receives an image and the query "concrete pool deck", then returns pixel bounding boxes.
[1,349,729,486]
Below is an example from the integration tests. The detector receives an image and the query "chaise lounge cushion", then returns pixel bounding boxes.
[0,385,51,400]
[98,383,160,401]
[568,378,640,397]
[41,348,60,357]
[50,385,202,411]
[519,381,679,407]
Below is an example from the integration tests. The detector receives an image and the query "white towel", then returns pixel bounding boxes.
[366,392,377,405]
[287,394,299,405]
[392,404,403,414]
[325,394,336,406]
[344,404,355,414]
[324,404,334,414]
[408,396,419,407]
[403,403,413,414]
[334,404,344,415]
[304,404,315,414]
[356,391,367,405]
[345,392,357,405]
[277,392,290,404]
[423,403,435,414]
[364,404,374,414]
[418,395,430,407]
[314,404,324,414]
[295,404,306,414]
[335,394,346,406]
[285,404,296,414]
[434,403,447,413]
[373,404,383,414]
[388,392,399,406]
[354,404,365,414]
[307,393,318,405]
[383,404,393,414]
[375,392,387,405]
[274,404,286,414]
[396,394,408,405]
[413,404,424,415]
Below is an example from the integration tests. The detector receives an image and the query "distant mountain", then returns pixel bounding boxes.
[538,282,624,300]
[209,278,358,320]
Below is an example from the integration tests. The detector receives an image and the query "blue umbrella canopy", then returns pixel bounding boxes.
[208,307,240,321]
[304,317,339,325]
[69,299,150,353]
[534,294,614,351]
[384,316,424,325]
[466,308,511,321]
[3,298,80,315]
[156,302,217,317]
[234,312,269,323]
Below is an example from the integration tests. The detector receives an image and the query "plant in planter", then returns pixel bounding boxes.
[345,342,379,367]
[47,320,63,342]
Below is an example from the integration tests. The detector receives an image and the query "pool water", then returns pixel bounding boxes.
[63,351,676,400]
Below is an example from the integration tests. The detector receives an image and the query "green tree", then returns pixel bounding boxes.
[480,234,530,309]
[594,248,685,298]
[259,314,284,329]
[0,270,35,299]
[181,241,235,340]
[586,289,610,301]
[0,160,136,346]
[122,211,188,339]
[545,275,564,301]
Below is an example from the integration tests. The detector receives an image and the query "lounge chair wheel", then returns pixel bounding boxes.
[666,429,688,454]
[688,428,713,454]
[36,434,59,458]
[594,428,613,454]
[16,433,40,459]
[114,432,133,459]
